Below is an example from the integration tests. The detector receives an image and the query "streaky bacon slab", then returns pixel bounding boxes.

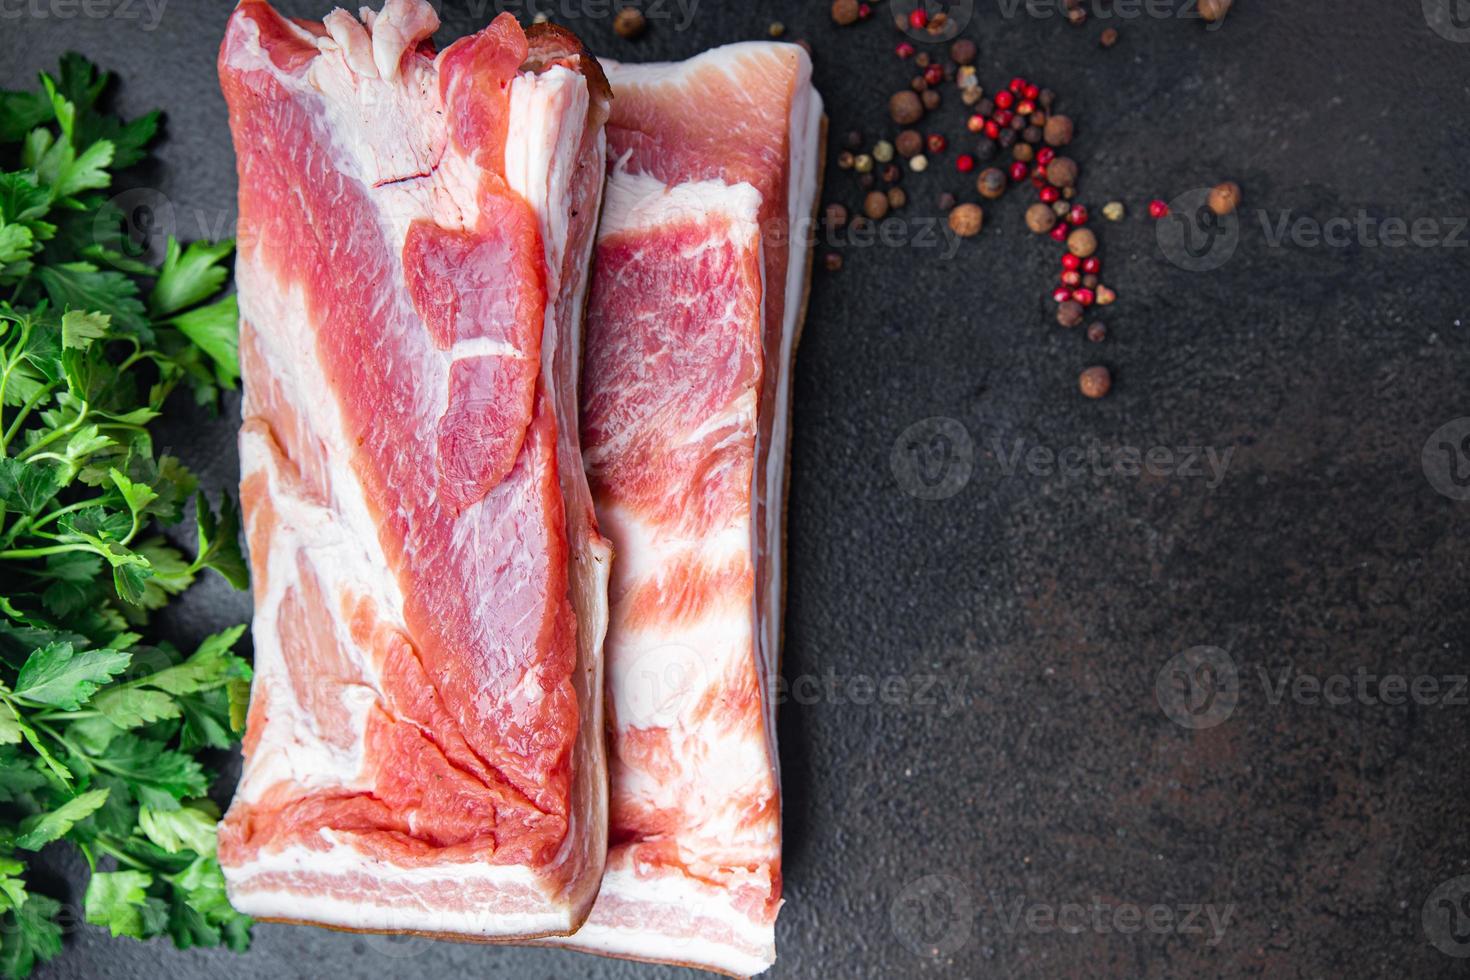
[216,0,612,940]
[544,42,823,976]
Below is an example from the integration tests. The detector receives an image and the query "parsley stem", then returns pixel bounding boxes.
[0,543,101,560]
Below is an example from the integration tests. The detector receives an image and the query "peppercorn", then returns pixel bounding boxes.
[1026,203,1057,234]
[1030,111,1048,128]
[1050,222,1070,242]
[1038,89,1056,110]
[1081,256,1100,274]
[1039,185,1061,205]
[895,130,923,158]
[861,155,881,175]
[1068,204,1089,225]
[1057,300,1085,328]
[976,167,1006,199]
[951,38,977,64]
[1009,161,1030,182]
[915,52,931,68]
[1023,125,1042,145]
[926,133,947,154]
[1013,143,1035,163]
[863,190,890,220]
[614,7,646,38]
[1102,200,1125,222]
[1081,273,1099,289]
[1100,27,1119,47]
[909,7,928,29]
[977,98,995,117]
[961,87,982,107]
[1096,284,1117,305]
[896,41,916,58]
[921,89,942,111]
[1047,157,1079,188]
[1044,115,1074,147]
[966,114,985,134]
[975,140,997,162]
[956,153,976,173]
[1086,321,1107,342]
[890,90,924,125]
[1062,253,1081,270]
[858,173,875,189]
[837,151,855,170]
[1051,286,1072,304]
[1073,287,1095,307]
[769,21,786,37]
[859,3,872,20]
[1079,365,1111,399]
[1061,270,1082,288]
[1148,199,1171,219]
[850,216,871,234]
[824,252,843,272]
[881,163,901,184]
[949,203,984,237]
[869,141,892,165]
[887,187,907,209]
[823,202,848,230]
[998,128,1017,149]
[844,131,863,152]
[1016,99,1035,116]
[1063,186,1076,200]
[1052,200,1070,217]
[1208,181,1242,216]
[911,76,928,93]
[909,153,929,172]
[1066,6,1087,25]
[1198,0,1232,21]
[995,91,1015,111]
[1036,147,1056,166]
[830,0,860,26]
[1067,227,1098,258]
[938,192,957,211]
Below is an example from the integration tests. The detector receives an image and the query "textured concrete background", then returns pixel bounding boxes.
[4,0,1470,977]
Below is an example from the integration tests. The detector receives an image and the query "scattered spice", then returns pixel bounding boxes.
[1044,114,1074,147]
[830,0,860,26]
[1102,200,1126,222]
[896,41,916,59]
[1100,27,1119,47]
[1096,284,1117,306]
[1066,6,1087,26]
[854,153,874,173]
[1199,0,1233,22]
[1086,321,1107,343]
[769,22,785,37]
[927,133,947,154]
[1057,300,1085,328]
[863,189,890,220]
[895,129,923,157]
[1026,203,1057,234]
[956,153,976,173]
[837,151,855,170]
[887,187,907,209]
[1208,180,1242,216]
[614,7,646,38]
[909,153,929,172]
[889,90,924,124]
[921,89,942,111]
[873,139,895,163]
[881,163,901,183]
[844,130,863,150]
[951,38,977,64]
[938,192,957,211]
[949,203,984,237]
[1148,199,1171,219]
[1079,365,1112,399]
[977,167,1007,199]
[823,202,848,230]
[824,252,843,272]
[1067,227,1098,258]
[1047,157,1079,188]
[1013,143,1035,163]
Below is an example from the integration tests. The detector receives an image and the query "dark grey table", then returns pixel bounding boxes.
[4,0,1469,977]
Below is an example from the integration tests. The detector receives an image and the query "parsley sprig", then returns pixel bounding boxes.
[0,54,252,976]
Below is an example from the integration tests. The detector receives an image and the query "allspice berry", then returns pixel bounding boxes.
[1013,142,1035,163]
[887,187,907,209]
[823,252,843,272]
[921,89,942,111]
[1057,300,1085,328]
[1086,322,1107,343]
[1067,227,1098,258]
[823,202,848,230]
[1208,181,1242,216]
[895,129,924,158]
[863,190,890,221]
[614,7,646,38]
[1046,157,1079,188]
[1044,114,1075,147]
[1025,202,1057,234]
[830,0,860,26]
[889,90,924,125]
[951,38,977,64]
[976,167,1007,200]
[1100,27,1120,47]
[1198,0,1233,21]
[948,203,984,238]
[1079,365,1112,399]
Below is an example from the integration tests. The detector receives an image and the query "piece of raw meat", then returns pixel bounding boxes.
[215,0,612,940]
[549,43,823,976]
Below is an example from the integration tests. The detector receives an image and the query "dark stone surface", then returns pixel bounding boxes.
[5,0,1470,977]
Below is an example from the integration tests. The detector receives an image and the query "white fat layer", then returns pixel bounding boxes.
[545,864,775,977]
[598,167,763,244]
[227,841,570,936]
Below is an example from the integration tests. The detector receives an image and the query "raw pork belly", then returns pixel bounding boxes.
[216,0,613,939]
[558,43,823,976]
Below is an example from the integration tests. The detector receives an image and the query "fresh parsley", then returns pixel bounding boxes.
[0,54,252,976]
